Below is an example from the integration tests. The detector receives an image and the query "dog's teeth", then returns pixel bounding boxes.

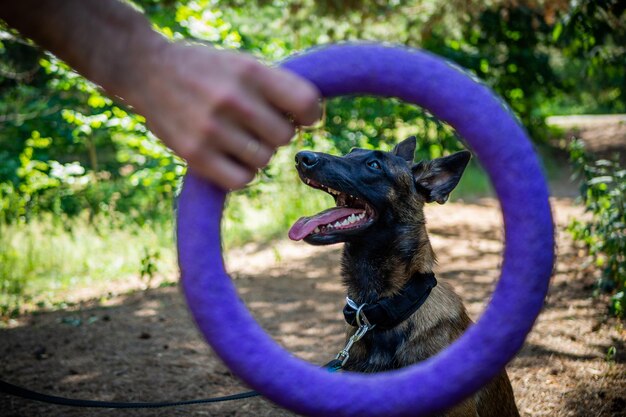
[334,221,341,227]
[341,219,349,226]
[314,227,320,233]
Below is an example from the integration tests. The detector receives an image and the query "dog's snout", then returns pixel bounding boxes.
[295,151,319,169]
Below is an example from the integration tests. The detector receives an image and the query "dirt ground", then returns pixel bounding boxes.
[1,198,624,417]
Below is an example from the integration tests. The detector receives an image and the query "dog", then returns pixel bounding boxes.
[288,136,519,417]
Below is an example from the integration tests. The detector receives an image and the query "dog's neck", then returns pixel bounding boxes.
[340,221,435,305]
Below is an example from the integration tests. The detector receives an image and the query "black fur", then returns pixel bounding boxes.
[293,137,519,416]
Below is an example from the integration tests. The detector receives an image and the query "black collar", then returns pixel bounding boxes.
[343,272,437,331]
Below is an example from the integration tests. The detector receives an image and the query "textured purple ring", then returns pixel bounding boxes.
[177,44,554,416]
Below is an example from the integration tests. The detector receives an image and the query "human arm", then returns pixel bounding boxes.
[0,0,321,189]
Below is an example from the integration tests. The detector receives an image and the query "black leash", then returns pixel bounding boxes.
[0,359,342,409]
[0,379,259,409]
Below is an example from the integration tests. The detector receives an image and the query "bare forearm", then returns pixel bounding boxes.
[0,0,165,102]
[1,0,321,190]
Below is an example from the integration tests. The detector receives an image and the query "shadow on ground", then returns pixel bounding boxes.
[1,199,624,417]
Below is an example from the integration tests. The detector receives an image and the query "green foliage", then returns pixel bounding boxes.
[0,32,183,225]
[1,1,625,315]
[321,96,464,157]
[567,139,626,318]
[140,247,161,289]
[547,1,625,115]
[0,215,176,318]
[424,5,560,141]
[2,1,624,225]
[606,345,617,363]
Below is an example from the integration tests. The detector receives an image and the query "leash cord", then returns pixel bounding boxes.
[0,379,260,409]
[0,304,372,409]
[0,359,342,409]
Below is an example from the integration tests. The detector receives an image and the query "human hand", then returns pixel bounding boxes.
[128,42,321,190]
[1,0,320,189]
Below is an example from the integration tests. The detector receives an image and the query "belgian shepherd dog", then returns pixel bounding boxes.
[288,136,519,417]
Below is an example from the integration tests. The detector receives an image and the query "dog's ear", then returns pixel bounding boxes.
[392,136,416,162]
[412,151,471,204]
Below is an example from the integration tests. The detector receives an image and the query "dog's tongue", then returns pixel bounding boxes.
[288,207,363,241]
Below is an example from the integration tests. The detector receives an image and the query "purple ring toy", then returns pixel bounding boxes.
[177,44,554,416]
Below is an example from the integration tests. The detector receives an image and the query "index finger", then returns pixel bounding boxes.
[255,65,322,126]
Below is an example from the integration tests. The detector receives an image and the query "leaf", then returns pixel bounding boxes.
[587,176,613,186]
[595,160,613,167]
[552,22,563,42]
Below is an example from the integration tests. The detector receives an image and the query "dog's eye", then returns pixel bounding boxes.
[367,160,382,170]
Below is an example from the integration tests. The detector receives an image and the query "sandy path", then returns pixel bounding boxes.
[1,198,624,416]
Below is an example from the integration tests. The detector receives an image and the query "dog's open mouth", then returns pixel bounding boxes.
[288,178,376,241]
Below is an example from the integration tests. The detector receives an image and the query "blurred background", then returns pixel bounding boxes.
[0,0,623,323]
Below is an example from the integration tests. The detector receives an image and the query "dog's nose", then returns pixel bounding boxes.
[295,151,319,169]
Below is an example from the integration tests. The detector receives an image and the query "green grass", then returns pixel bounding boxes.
[0,215,177,318]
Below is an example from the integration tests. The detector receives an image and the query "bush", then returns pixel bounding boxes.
[567,139,625,317]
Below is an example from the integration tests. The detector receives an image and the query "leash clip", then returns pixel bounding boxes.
[336,299,374,367]
[335,323,370,367]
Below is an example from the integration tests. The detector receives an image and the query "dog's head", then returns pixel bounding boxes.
[289,136,471,245]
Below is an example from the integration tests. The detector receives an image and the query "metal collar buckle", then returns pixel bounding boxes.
[346,297,373,328]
